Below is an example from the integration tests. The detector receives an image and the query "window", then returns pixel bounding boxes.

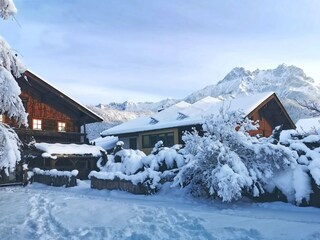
[129,138,137,149]
[0,115,3,123]
[142,132,174,148]
[32,119,42,130]
[58,122,66,132]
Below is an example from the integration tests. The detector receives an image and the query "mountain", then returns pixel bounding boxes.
[106,98,179,112]
[86,99,178,140]
[87,64,320,140]
[184,64,320,121]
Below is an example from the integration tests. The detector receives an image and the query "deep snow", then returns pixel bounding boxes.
[0,182,320,240]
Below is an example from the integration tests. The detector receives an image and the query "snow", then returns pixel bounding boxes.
[85,104,155,140]
[178,96,221,118]
[0,183,320,239]
[0,124,21,175]
[151,101,191,122]
[91,136,118,150]
[0,0,17,20]
[92,144,186,190]
[0,39,27,126]
[34,142,105,158]
[309,158,320,185]
[102,92,274,136]
[0,1,29,175]
[32,168,79,177]
[90,64,320,134]
[296,117,320,134]
[277,129,320,202]
[103,149,146,175]
[184,64,320,123]
[89,170,159,187]
[293,165,312,205]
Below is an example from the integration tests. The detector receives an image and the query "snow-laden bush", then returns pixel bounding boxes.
[93,141,187,190]
[0,1,28,175]
[143,141,185,172]
[99,148,146,175]
[173,109,297,202]
[277,129,320,205]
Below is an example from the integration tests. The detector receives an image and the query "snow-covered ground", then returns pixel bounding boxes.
[1,182,320,240]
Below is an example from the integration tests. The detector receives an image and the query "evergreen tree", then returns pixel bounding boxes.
[0,0,28,175]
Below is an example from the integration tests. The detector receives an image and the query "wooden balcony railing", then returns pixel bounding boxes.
[14,128,87,144]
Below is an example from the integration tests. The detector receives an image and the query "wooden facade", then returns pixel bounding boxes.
[111,93,296,154]
[246,93,295,137]
[2,70,103,144]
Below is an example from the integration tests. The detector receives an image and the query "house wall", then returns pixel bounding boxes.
[247,97,295,137]
[1,78,89,144]
[249,110,273,137]
[19,91,79,132]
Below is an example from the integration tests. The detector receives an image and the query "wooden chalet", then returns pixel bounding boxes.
[1,70,103,144]
[101,92,296,154]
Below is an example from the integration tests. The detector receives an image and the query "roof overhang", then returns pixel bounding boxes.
[20,70,103,124]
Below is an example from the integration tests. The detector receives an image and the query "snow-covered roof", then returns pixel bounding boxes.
[91,136,119,150]
[178,96,221,119]
[207,92,273,116]
[296,117,320,133]
[101,92,275,136]
[34,143,105,159]
[151,101,191,122]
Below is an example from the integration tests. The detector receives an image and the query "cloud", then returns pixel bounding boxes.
[1,0,320,104]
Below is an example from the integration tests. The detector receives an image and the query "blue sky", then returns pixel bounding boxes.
[1,0,320,104]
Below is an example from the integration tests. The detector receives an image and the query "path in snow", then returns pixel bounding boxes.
[0,182,320,240]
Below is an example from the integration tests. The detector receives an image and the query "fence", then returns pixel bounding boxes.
[29,169,78,187]
[90,176,155,195]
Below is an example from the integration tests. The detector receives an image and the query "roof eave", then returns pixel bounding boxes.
[24,70,103,123]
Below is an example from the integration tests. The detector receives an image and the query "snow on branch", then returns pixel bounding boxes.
[296,99,320,115]
[0,0,17,20]
[0,123,21,175]
[0,0,28,175]
[174,109,297,202]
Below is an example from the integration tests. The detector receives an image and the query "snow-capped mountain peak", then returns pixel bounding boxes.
[219,67,252,84]
[184,64,320,121]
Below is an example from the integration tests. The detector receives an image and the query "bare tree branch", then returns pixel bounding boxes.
[296,99,320,115]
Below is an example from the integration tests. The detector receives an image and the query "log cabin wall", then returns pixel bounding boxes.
[0,71,105,144]
[19,91,78,133]
[249,111,273,137]
[5,86,85,144]
[248,96,295,137]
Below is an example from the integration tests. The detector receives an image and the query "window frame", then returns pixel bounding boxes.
[142,131,174,148]
[32,119,42,130]
[58,121,66,132]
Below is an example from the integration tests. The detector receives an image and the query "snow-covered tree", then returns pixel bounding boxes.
[0,0,28,175]
[174,109,296,202]
[0,0,17,20]
[296,99,320,116]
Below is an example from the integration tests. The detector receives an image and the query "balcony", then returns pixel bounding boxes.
[14,128,87,144]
